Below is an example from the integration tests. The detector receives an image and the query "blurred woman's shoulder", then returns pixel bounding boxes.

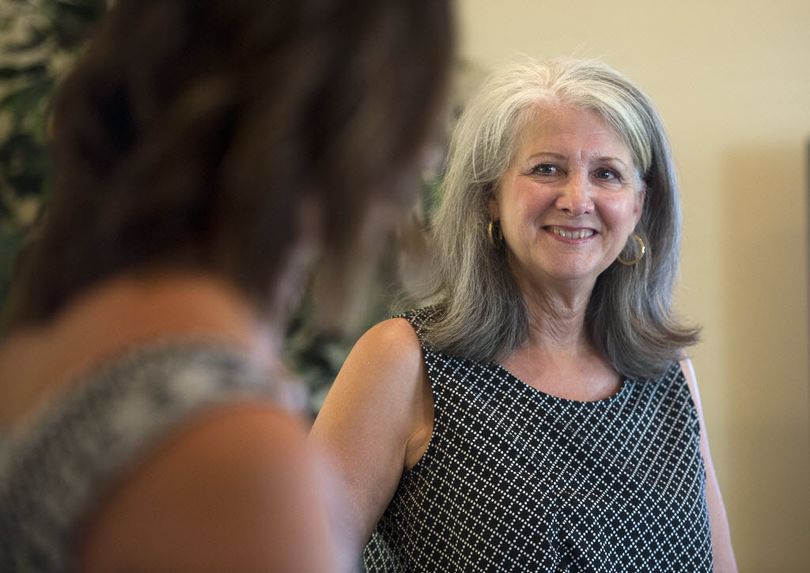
[77,402,336,572]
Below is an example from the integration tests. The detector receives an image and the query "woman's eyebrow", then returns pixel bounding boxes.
[524,151,567,161]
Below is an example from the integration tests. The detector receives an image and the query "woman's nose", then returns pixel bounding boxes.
[555,174,594,216]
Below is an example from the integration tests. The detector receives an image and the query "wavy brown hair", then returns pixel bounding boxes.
[5,0,453,328]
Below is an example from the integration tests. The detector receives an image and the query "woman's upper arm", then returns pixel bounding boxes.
[77,404,339,573]
[680,357,738,573]
[310,317,429,551]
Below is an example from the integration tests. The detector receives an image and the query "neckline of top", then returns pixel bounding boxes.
[489,361,634,406]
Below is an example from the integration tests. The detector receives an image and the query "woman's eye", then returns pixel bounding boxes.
[531,163,558,176]
[594,168,621,181]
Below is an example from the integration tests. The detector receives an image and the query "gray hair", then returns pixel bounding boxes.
[416,57,699,379]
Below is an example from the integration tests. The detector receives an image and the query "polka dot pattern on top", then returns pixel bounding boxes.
[363,308,713,572]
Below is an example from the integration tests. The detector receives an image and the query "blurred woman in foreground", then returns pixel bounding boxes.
[0,0,453,571]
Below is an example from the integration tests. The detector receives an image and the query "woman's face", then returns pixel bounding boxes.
[490,104,644,294]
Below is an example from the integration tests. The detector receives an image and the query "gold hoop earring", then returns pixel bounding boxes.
[487,220,504,249]
[617,233,645,266]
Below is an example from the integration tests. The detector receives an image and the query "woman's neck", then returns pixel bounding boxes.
[502,285,621,402]
[520,284,592,353]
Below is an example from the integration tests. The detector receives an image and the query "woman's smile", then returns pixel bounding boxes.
[544,225,597,241]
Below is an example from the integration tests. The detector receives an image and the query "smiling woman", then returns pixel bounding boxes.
[491,105,645,293]
[420,59,693,376]
[312,58,738,572]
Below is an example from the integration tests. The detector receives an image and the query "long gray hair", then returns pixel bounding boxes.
[417,57,699,379]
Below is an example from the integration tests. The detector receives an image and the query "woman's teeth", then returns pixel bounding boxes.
[550,227,594,240]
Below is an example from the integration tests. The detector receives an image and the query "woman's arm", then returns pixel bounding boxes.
[310,318,433,555]
[680,357,738,572]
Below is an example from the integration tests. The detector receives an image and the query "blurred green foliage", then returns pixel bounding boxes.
[0,0,107,306]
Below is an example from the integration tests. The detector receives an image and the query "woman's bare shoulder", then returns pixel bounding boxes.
[360,316,421,351]
[345,317,424,383]
[78,403,336,572]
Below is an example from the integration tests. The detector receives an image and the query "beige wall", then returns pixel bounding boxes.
[457,1,810,570]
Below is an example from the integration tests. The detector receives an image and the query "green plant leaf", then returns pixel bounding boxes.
[0,64,48,80]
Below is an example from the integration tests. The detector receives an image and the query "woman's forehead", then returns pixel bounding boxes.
[514,104,634,161]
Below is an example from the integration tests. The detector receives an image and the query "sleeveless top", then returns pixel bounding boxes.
[364,308,714,572]
[0,341,285,573]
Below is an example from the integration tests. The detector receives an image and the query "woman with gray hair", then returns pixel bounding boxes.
[313,58,736,571]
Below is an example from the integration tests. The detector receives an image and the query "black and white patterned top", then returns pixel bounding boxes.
[0,342,284,573]
[364,308,713,572]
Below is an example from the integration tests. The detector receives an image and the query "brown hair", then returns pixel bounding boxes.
[6,0,453,327]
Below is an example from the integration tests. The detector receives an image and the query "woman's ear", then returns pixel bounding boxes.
[487,187,500,220]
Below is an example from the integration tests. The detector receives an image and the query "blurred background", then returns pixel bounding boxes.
[1,0,808,570]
